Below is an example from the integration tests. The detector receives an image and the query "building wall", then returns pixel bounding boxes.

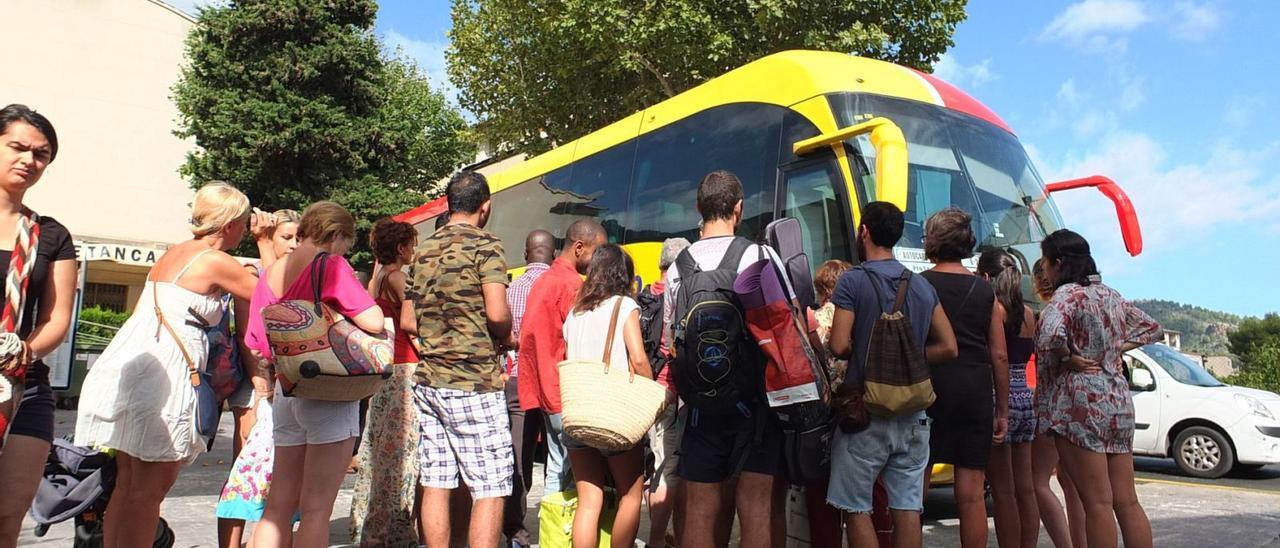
[3,0,197,246]
[1205,356,1236,379]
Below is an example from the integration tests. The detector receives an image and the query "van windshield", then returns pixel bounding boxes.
[1142,344,1225,388]
[829,93,1063,277]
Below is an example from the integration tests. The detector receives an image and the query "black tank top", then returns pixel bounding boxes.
[921,270,995,369]
[1005,321,1035,365]
[922,270,996,417]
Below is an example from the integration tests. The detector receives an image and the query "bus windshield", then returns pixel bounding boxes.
[829,93,1063,275]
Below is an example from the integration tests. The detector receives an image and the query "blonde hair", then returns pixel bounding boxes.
[272,209,302,225]
[190,181,250,237]
[297,201,355,245]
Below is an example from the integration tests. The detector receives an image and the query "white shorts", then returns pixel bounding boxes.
[272,384,360,447]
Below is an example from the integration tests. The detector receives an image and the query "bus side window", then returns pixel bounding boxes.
[567,141,636,244]
[626,103,784,244]
[486,167,573,269]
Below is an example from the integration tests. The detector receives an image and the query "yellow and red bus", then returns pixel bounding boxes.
[398,50,1145,487]
[397,50,1140,298]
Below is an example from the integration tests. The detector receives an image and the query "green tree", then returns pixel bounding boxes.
[173,0,474,268]
[1227,313,1280,393]
[447,0,967,152]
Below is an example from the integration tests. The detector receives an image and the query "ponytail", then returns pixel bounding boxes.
[977,248,1025,334]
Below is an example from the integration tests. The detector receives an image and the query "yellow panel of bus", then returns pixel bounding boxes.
[477,49,1068,297]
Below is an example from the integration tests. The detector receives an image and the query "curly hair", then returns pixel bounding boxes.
[924,207,977,262]
[815,259,852,304]
[574,244,635,313]
[1031,257,1054,302]
[370,218,417,264]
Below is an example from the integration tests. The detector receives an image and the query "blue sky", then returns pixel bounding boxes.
[168,0,1279,318]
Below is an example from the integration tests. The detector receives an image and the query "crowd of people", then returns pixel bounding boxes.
[0,103,1165,548]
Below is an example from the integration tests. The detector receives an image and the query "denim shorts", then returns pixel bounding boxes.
[827,412,930,513]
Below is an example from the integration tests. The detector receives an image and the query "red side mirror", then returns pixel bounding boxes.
[1045,175,1143,256]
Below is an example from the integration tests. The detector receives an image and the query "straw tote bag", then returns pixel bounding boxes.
[559,298,668,452]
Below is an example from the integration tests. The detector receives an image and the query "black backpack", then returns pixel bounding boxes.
[636,286,669,377]
[671,237,760,416]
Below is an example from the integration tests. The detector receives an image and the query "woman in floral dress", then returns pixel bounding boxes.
[349,218,421,547]
[1036,229,1162,548]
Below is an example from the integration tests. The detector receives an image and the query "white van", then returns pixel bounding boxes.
[1127,344,1280,478]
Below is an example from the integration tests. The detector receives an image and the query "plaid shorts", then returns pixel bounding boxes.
[413,385,514,500]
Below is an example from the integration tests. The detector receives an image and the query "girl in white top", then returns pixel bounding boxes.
[561,243,653,548]
[75,182,272,548]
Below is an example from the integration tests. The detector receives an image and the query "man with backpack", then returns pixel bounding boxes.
[665,170,795,548]
[826,202,958,548]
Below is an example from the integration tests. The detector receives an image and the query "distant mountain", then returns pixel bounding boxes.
[1133,299,1241,356]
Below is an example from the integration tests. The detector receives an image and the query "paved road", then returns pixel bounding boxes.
[19,410,1280,547]
[1134,456,1280,493]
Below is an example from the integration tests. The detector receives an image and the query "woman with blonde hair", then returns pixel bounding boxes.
[75,181,272,548]
[0,105,80,548]
[217,208,300,548]
[229,209,299,452]
[243,201,386,548]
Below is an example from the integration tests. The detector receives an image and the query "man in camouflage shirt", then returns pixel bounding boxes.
[402,171,516,548]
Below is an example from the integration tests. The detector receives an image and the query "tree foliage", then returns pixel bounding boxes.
[1133,299,1241,355]
[173,0,474,268]
[447,0,968,152]
[1226,313,1280,393]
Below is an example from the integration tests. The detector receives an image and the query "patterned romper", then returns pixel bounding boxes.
[1005,321,1036,444]
[1035,276,1162,453]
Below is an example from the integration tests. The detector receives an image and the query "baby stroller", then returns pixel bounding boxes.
[29,437,175,548]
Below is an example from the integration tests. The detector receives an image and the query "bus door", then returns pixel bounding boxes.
[775,152,856,288]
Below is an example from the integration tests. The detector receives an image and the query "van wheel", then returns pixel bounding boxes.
[1172,426,1234,478]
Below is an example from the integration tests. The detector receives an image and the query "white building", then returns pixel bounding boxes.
[2,0,199,385]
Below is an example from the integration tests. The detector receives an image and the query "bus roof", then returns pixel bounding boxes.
[397,50,1011,225]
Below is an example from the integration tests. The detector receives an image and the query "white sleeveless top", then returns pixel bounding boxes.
[76,249,226,463]
[563,295,638,366]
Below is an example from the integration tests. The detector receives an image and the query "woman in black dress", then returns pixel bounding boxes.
[0,105,80,548]
[920,208,1010,548]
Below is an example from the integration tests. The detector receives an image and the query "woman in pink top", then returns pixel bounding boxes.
[244,202,384,548]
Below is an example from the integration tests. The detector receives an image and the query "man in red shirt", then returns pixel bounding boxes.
[517,218,606,494]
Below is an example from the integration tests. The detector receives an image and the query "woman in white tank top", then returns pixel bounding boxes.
[561,244,654,548]
[75,183,272,548]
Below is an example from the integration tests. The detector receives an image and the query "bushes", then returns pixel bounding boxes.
[1226,314,1280,394]
[78,306,129,347]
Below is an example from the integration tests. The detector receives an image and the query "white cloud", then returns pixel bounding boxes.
[1113,69,1145,111]
[1041,0,1152,52]
[1171,1,1223,41]
[1224,97,1266,129]
[1057,78,1082,105]
[382,29,456,103]
[1034,132,1280,272]
[931,53,998,88]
